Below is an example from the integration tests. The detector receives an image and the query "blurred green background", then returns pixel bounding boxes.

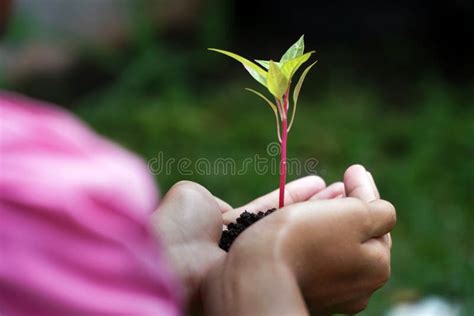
[1,0,473,315]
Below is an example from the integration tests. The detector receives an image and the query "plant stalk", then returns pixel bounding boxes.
[279,90,289,208]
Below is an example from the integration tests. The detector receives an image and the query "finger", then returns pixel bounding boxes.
[361,238,391,288]
[214,195,233,213]
[378,233,392,249]
[223,175,326,224]
[237,175,325,211]
[366,199,397,238]
[366,171,380,199]
[344,164,376,202]
[374,233,392,249]
[328,295,370,315]
[367,235,390,249]
[309,182,345,200]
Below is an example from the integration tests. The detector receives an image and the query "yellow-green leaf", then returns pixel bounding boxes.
[255,60,282,70]
[245,88,278,112]
[280,35,305,63]
[281,51,315,80]
[208,48,267,86]
[288,61,317,132]
[246,88,282,142]
[267,61,289,101]
[255,60,270,69]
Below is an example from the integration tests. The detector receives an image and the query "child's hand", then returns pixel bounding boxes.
[203,165,395,315]
[150,175,330,311]
[151,165,395,315]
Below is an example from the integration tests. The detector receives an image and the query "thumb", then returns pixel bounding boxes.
[344,164,376,202]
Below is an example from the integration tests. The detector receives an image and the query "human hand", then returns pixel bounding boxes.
[203,165,396,315]
[150,175,335,311]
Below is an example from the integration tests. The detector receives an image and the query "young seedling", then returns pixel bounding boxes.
[209,35,317,208]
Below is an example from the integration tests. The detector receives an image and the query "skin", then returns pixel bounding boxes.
[150,164,396,315]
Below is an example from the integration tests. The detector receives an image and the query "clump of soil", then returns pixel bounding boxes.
[219,208,276,251]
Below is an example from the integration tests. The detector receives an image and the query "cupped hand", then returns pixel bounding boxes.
[203,165,396,315]
[150,165,395,315]
[150,175,334,311]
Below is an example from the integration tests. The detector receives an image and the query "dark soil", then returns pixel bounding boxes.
[219,208,276,251]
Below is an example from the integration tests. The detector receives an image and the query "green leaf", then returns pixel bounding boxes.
[246,88,282,142]
[267,61,289,101]
[255,60,270,69]
[208,48,267,86]
[245,88,278,112]
[280,35,305,63]
[281,51,315,80]
[288,61,317,132]
[255,60,282,70]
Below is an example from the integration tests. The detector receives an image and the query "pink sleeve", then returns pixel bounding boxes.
[0,92,181,316]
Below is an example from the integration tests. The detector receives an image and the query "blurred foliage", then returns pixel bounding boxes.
[2,1,473,314]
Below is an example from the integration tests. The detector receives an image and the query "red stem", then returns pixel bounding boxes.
[279,90,289,208]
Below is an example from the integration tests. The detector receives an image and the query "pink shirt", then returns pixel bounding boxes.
[0,92,181,315]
